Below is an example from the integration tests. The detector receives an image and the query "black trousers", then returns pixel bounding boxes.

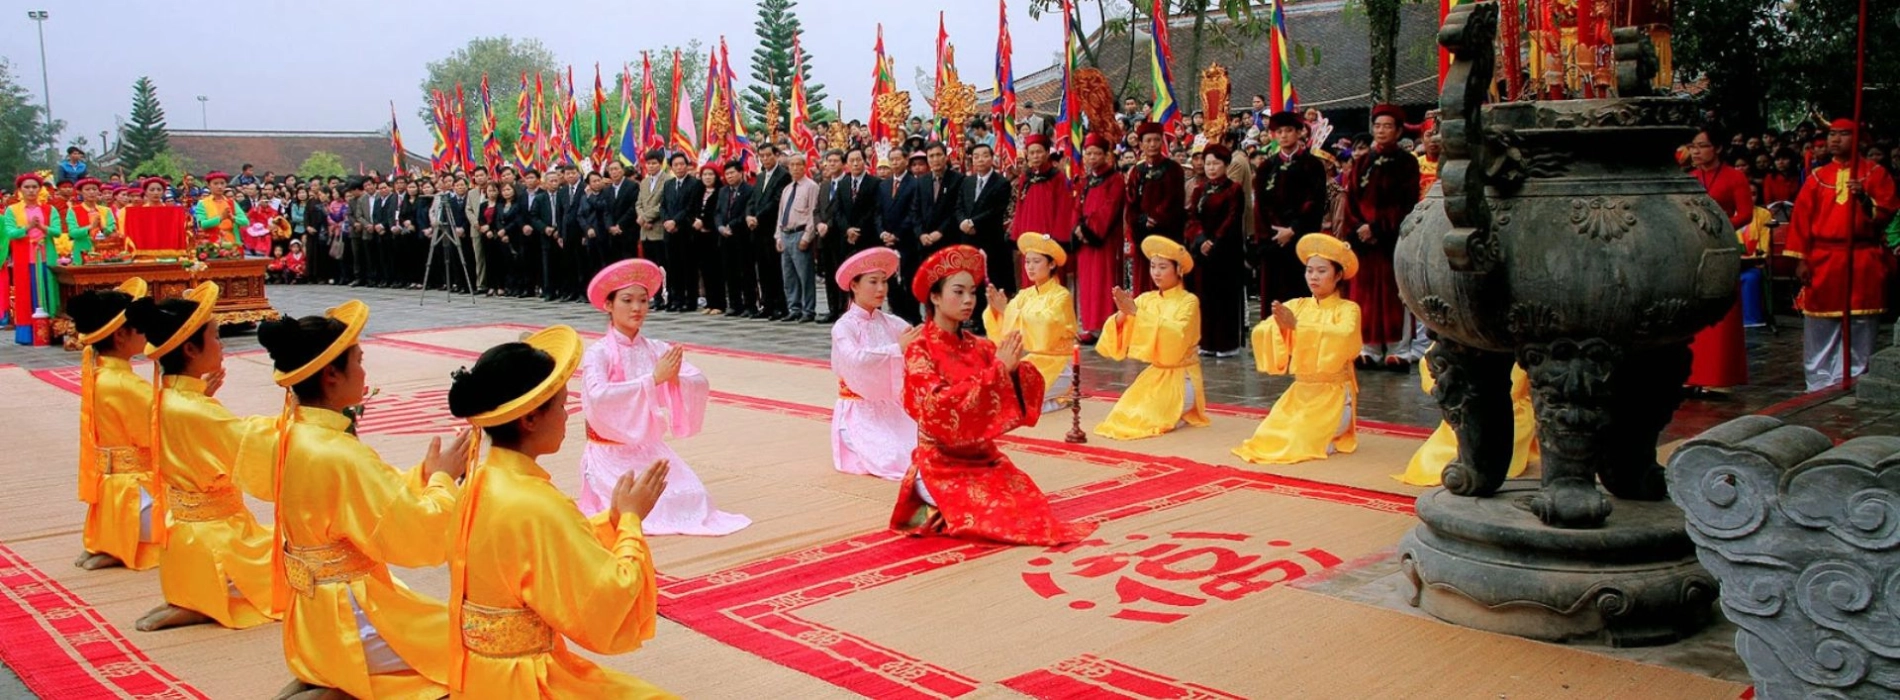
[639,238,669,305]
[582,233,612,289]
[721,228,755,313]
[890,242,923,324]
[754,226,786,315]
[539,235,564,300]
[483,234,512,293]
[664,227,697,309]
[512,233,541,295]
[973,230,1015,323]
[697,230,726,311]
[820,231,847,318]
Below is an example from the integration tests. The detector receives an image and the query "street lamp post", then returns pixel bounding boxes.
[27,10,52,160]
[197,96,208,129]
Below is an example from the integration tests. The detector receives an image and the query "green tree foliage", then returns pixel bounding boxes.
[0,59,62,177]
[119,76,168,170]
[1676,0,1898,132]
[130,149,195,182]
[744,0,833,132]
[297,151,348,180]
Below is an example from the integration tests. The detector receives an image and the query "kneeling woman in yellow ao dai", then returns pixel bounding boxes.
[447,326,677,699]
[1393,351,1539,486]
[68,278,161,571]
[1234,235,1363,465]
[124,281,279,632]
[985,233,1080,413]
[257,301,468,699]
[1094,236,1210,440]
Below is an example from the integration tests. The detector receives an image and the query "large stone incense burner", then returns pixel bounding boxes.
[1394,2,1739,646]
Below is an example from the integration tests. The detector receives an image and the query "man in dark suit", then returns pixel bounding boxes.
[604,160,639,264]
[745,144,792,320]
[715,160,757,317]
[372,179,404,288]
[956,143,1014,320]
[835,147,882,259]
[660,153,704,312]
[812,149,847,321]
[520,169,552,298]
[577,171,614,289]
[548,165,584,302]
[877,150,926,323]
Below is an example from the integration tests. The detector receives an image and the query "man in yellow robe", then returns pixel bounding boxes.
[446,326,676,699]
[1094,236,1209,439]
[256,301,470,700]
[69,278,161,571]
[125,281,280,632]
[986,233,1080,412]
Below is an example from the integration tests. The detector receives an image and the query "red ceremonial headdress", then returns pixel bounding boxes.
[1023,133,1051,150]
[1370,104,1406,126]
[912,244,986,304]
[1083,133,1113,151]
[14,173,43,189]
[1828,118,1859,133]
[75,177,102,191]
[1135,121,1165,138]
[139,176,168,191]
[1202,143,1233,164]
[203,171,230,184]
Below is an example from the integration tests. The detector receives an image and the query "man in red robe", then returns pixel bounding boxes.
[1074,133,1125,340]
[1123,121,1185,294]
[1341,104,1421,369]
[1686,127,1752,391]
[1786,118,1898,391]
[1010,134,1076,290]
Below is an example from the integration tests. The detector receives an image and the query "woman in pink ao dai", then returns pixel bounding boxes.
[577,258,750,535]
[830,247,919,480]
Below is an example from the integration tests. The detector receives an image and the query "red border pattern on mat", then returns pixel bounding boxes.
[0,545,203,700]
[1001,654,1247,699]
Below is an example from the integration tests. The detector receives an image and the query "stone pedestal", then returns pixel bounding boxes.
[1854,346,1900,405]
[1399,479,1718,647]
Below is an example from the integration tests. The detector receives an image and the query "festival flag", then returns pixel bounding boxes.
[480,74,502,172]
[590,64,611,169]
[532,72,548,169]
[454,83,472,172]
[388,101,406,177]
[992,0,1020,168]
[513,72,537,169]
[1053,0,1084,177]
[668,49,699,165]
[1438,0,1460,89]
[721,37,757,172]
[933,13,953,146]
[546,71,567,166]
[871,24,893,147]
[790,32,820,168]
[1146,0,1181,134]
[428,90,449,171]
[700,46,725,165]
[1268,0,1299,112]
[564,66,583,165]
[639,52,663,156]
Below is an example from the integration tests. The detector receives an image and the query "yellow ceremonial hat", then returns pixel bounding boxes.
[272,300,369,387]
[75,277,149,347]
[144,281,219,359]
[1297,234,1359,280]
[1141,235,1194,275]
[1016,232,1067,268]
[465,325,582,428]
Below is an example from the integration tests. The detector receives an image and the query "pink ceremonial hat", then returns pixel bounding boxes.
[588,258,666,312]
[836,247,899,291]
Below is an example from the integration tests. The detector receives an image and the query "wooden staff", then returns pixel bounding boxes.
[1065,230,1087,444]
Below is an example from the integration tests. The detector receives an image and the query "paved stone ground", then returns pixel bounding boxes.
[2,282,1893,441]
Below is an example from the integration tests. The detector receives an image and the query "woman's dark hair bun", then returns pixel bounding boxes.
[447,342,553,419]
[257,315,347,374]
[122,297,160,334]
[67,290,132,336]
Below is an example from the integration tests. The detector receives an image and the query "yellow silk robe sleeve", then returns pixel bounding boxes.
[1253,296,1362,377]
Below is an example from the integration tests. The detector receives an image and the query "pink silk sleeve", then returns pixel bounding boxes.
[833,315,907,403]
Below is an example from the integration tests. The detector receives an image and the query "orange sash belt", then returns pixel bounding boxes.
[585,424,621,445]
[460,601,555,658]
[283,540,376,597]
[838,380,863,401]
[95,446,149,475]
[167,485,243,522]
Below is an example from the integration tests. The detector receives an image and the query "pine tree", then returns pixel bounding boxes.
[120,77,168,169]
[745,0,831,133]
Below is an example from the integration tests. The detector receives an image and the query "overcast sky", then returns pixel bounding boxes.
[0,0,1078,156]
